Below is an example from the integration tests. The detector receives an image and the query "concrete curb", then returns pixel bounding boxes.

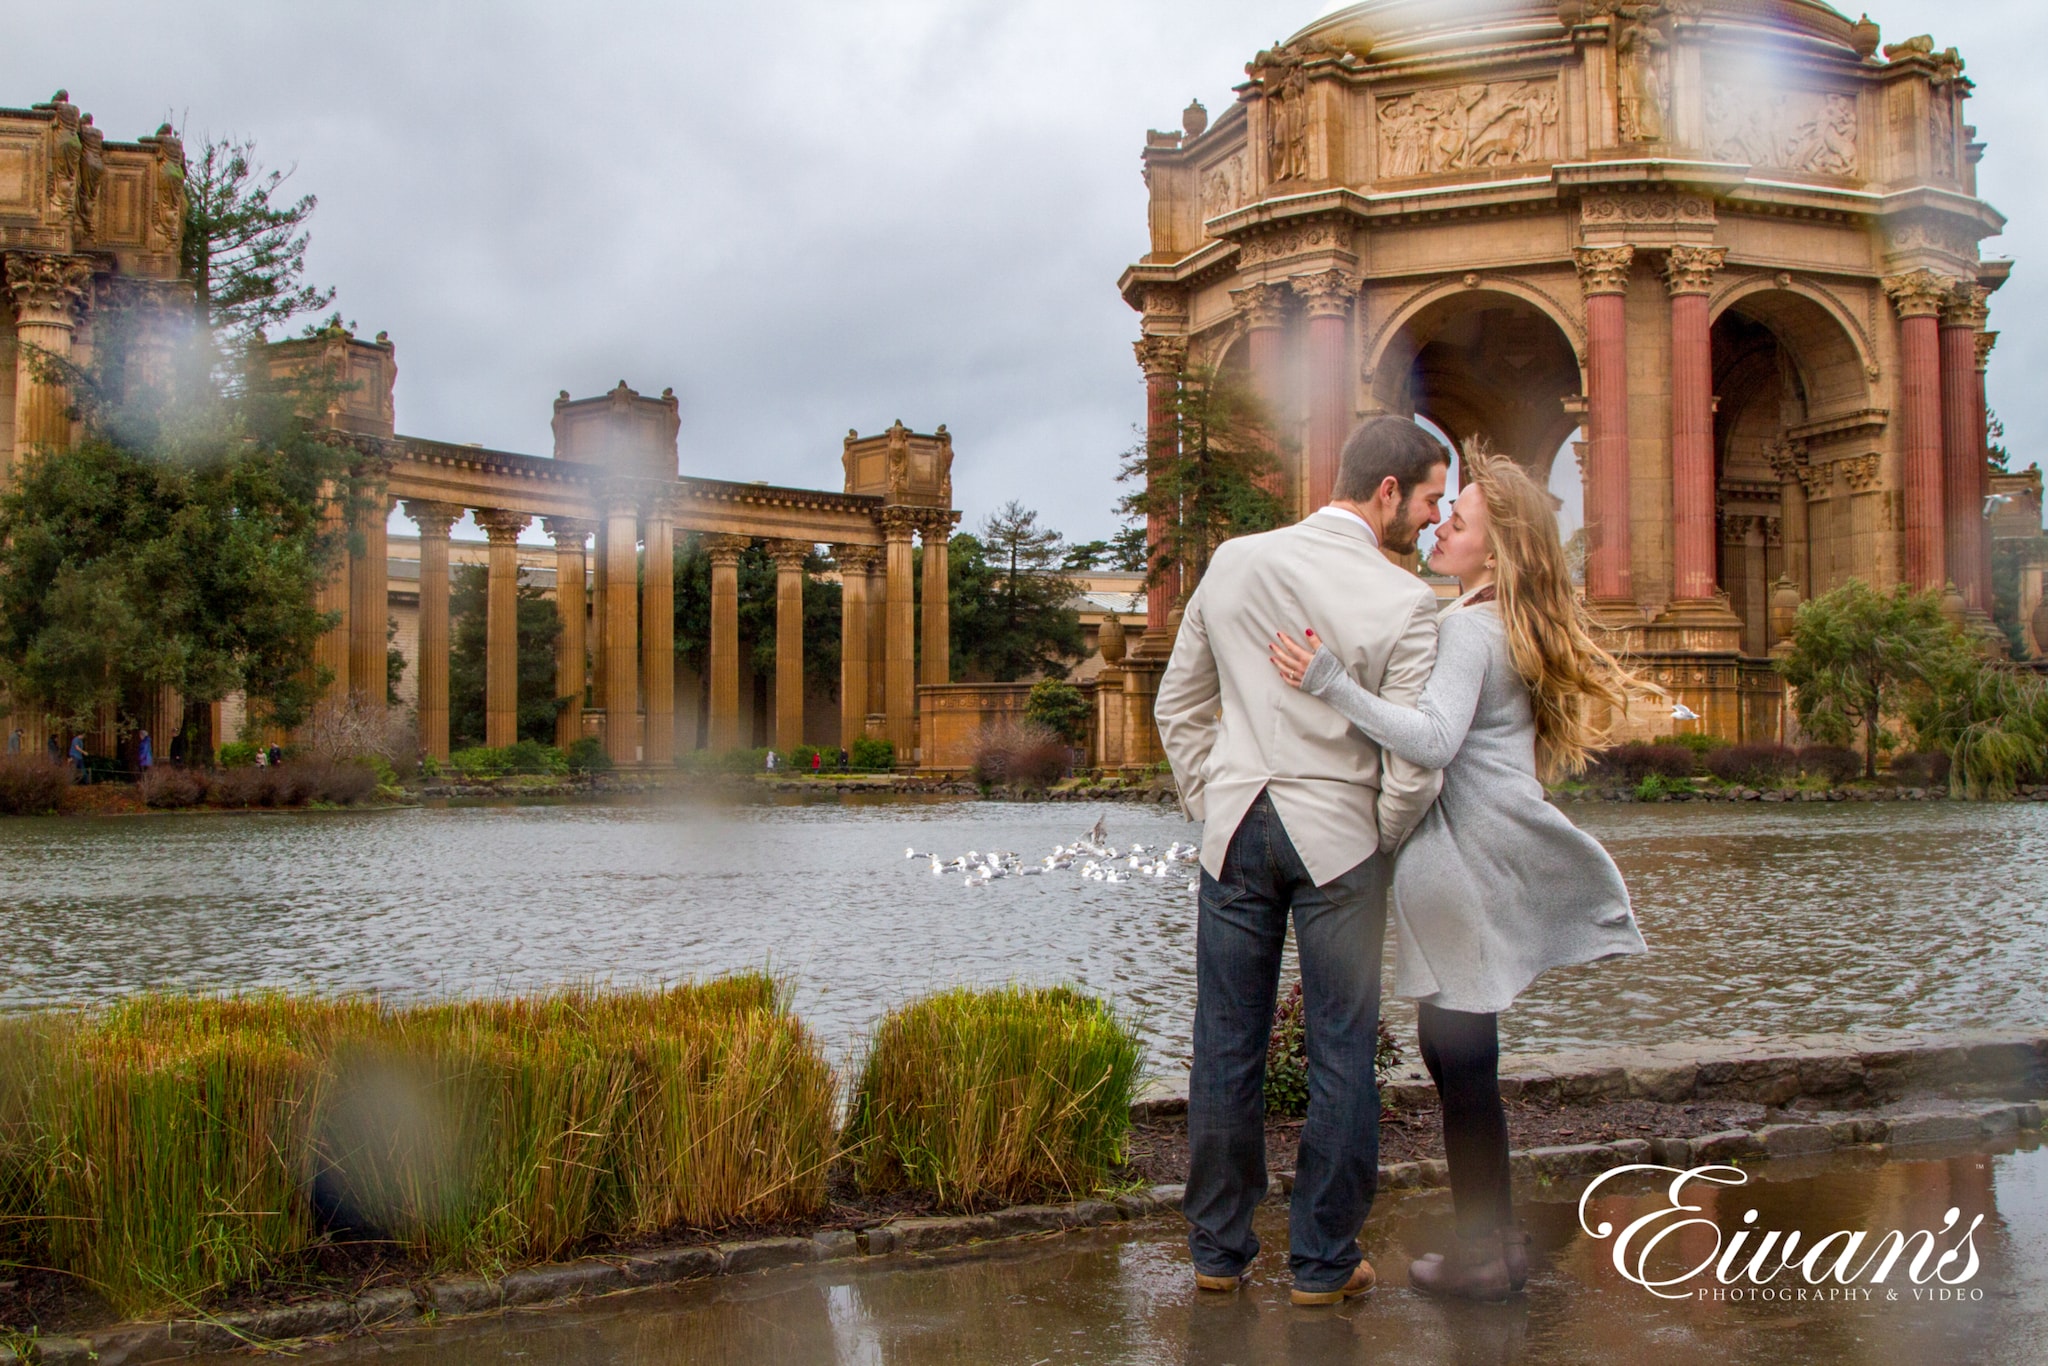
[1132,1028,2048,1118]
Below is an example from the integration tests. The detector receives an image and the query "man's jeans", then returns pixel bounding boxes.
[1185,789,1389,1292]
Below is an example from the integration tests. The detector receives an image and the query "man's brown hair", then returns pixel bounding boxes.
[1330,415,1449,504]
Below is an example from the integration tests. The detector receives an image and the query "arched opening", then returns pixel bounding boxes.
[1710,288,1873,654]
[1372,289,1584,484]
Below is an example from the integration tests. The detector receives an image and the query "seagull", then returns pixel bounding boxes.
[1671,702,1700,721]
[1086,815,1108,846]
[1986,493,2015,516]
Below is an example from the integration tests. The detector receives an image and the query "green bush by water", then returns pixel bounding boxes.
[447,740,569,779]
[848,737,894,771]
[843,986,1142,1207]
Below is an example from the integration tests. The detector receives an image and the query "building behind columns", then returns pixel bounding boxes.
[1117,0,2045,752]
[2,91,961,768]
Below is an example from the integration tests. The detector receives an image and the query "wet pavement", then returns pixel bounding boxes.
[1,799,2045,1071]
[191,1139,2048,1365]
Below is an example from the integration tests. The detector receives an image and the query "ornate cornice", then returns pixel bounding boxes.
[1765,440,1808,484]
[474,508,531,542]
[3,251,94,325]
[1137,284,1188,324]
[702,532,751,564]
[1663,245,1728,297]
[917,508,962,539]
[541,515,596,546]
[403,500,464,538]
[1882,270,1952,320]
[1572,246,1635,297]
[1133,333,1188,378]
[1291,268,1360,319]
[1838,453,1883,492]
[1229,280,1292,330]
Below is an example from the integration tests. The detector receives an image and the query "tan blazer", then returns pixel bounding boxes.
[1155,509,1443,887]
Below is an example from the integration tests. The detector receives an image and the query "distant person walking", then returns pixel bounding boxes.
[137,730,154,771]
[267,743,283,768]
[68,735,87,782]
[811,750,822,773]
[765,750,779,772]
[6,728,19,754]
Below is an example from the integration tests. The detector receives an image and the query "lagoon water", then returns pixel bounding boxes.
[1,796,2044,1070]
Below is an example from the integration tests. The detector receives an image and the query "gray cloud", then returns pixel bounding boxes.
[7,1,2040,548]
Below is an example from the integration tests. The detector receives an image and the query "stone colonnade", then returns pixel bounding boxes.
[328,489,955,766]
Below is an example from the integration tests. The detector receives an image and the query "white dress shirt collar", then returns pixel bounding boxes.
[1311,504,1380,547]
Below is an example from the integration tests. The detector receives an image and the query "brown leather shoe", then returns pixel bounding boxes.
[1194,1267,1252,1292]
[1500,1226,1531,1293]
[1290,1259,1376,1305]
[1409,1231,1510,1302]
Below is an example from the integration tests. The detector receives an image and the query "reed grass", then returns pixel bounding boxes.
[0,975,835,1314]
[843,986,1143,1207]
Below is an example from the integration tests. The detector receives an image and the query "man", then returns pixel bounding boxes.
[1156,415,1450,1305]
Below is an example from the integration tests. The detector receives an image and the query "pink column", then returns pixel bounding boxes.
[1939,286,1990,610]
[1134,335,1186,630]
[1885,272,1950,592]
[1974,328,1998,608]
[1665,246,1726,602]
[1234,281,1293,511]
[1295,270,1359,513]
[1574,247,1636,603]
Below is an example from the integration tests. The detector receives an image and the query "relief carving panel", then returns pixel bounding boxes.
[1199,151,1248,224]
[1705,86,1858,176]
[1377,79,1561,178]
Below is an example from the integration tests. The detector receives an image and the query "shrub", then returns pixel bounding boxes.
[0,755,71,816]
[848,736,895,771]
[1797,744,1862,786]
[1595,743,1696,783]
[1634,772,1686,801]
[565,736,612,774]
[1888,750,1952,787]
[1264,980,1402,1119]
[217,741,260,769]
[0,979,834,1313]
[1024,680,1091,745]
[1703,743,1798,788]
[298,760,380,805]
[970,721,1071,790]
[447,742,567,780]
[1670,732,1729,756]
[844,986,1142,1207]
[209,764,279,807]
[782,745,822,772]
[139,766,209,809]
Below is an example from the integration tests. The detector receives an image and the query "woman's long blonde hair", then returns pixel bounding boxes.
[1460,440,1641,780]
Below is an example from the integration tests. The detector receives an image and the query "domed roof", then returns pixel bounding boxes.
[1292,0,1859,57]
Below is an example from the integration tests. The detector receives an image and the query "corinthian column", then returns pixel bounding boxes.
[1884,271,1950,591]
[767,540,810,752]
[1133,333,1186,630]
[313,488,352,710]
[1574,246,1637,605]
[640,505,676,766]
[348,479,392,713]
[1766,444,1810,598]
[1664,245,1727,603]
[404,500,462,761]
[1294,269,1359,512]
[833,545,878,750]
[880,507,919,759]
[476,509,530,749]
[1940,284,1991,611]
[920,511,958,687]
[865,556,887,720]
[704,534,749,751]
[543,516,595,749]
[601,498,640,763]
[1232,280,1293,508]
[4,253,93,471]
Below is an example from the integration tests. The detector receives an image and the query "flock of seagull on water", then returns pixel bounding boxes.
[905,816,1201,890]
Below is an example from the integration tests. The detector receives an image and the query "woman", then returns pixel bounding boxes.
[1269,443,1648,1300]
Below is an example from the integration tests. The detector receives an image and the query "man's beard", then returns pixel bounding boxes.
[1381,503,1423,555]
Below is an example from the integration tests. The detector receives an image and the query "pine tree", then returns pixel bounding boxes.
[181,137,335,348]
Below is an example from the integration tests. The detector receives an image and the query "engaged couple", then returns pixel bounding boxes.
[1156,415,1649,1305]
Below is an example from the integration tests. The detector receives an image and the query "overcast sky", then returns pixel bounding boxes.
[8,1,2043,548]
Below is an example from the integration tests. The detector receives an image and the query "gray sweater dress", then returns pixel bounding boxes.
[1300,597,1646,1014]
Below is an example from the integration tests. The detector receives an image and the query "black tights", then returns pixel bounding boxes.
[1416,1002,1513,1238]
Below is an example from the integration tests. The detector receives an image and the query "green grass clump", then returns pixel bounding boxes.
[843,986,1142,1208]
[0,975,834,1314]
